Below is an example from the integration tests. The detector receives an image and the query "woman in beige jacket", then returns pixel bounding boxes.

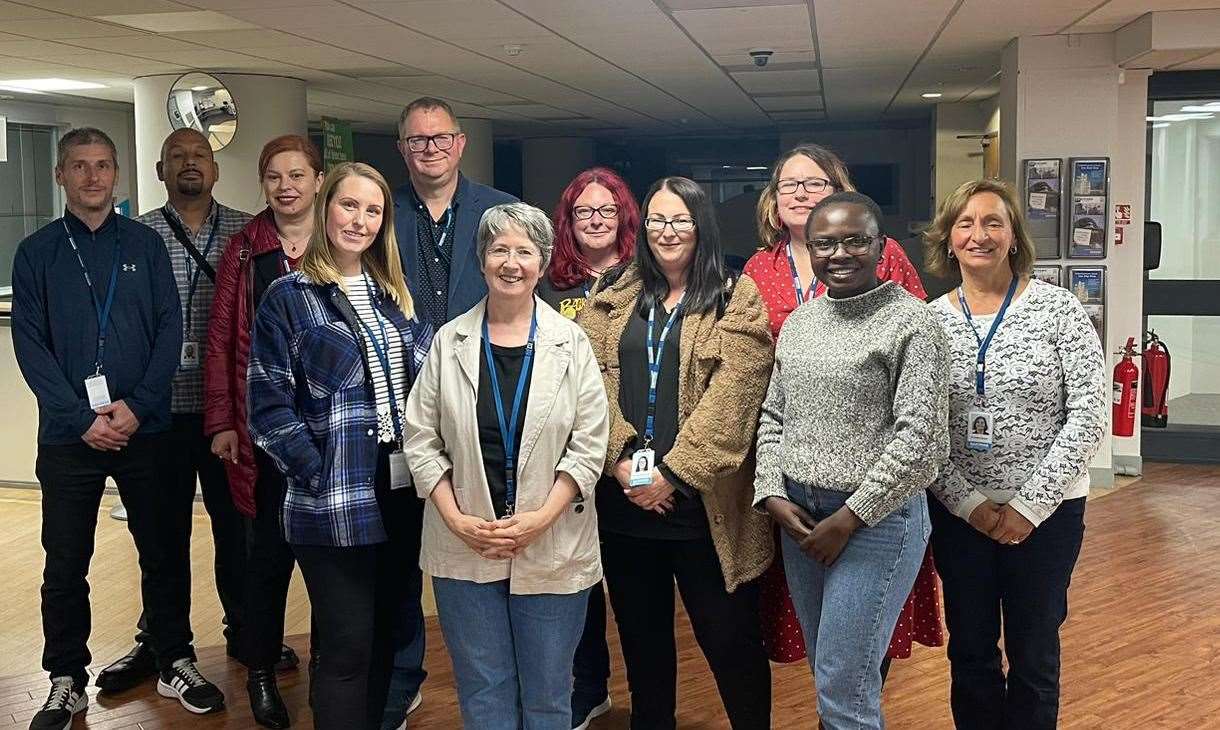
[403,202,609,730]
[578,176,775,729]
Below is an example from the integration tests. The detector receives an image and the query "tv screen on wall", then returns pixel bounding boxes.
[850,163,899,212]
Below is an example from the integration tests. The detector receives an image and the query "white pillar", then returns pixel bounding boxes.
[133,73,307,215]
[457,117,494,187]
[521,137,596,213]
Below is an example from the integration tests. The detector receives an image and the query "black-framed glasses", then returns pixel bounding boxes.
[644,216,696,233]
[573,205,618,220]
[807,234,879,258]
[401,133,459,153]
[777,177,833,195]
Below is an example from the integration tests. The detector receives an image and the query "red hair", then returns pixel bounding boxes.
[257,134,322,179]
[548,167,639,290]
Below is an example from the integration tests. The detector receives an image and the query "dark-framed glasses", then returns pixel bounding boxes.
[777,177,832,195]
[573,204,618,220]
[644,216,696,233]
[807,234,879,258]
[402,133,458,153]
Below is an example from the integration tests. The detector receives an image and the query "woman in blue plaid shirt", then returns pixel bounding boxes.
[247,162,432,730]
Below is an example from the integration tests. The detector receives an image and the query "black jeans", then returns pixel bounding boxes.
[601,532,771,730]
[930,495,1086,730]
[293,449,420,730]
[36,434,193,684]
[572,578,610,703]
[135,413,246,647]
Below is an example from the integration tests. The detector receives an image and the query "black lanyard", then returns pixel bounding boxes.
[482,305,537,517]
[643,294,685,448]
[353,276,404,444]
[62,219,119,375]
[164,206,219,332]
[957,276,1019,401]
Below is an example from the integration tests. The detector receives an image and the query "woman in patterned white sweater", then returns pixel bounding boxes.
[924,179,1107,730]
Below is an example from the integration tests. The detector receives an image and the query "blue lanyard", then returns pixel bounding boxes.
[957,276,1019,400]
[354,277,404,444]
[62,219,120,375]
[785,239,818,304]
[482,305,538,516]
[181,207,219,332]
[643,293,685,447]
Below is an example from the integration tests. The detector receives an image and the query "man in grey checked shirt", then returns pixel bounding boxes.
[93,128,270,693]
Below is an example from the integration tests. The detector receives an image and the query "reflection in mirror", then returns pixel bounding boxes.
[167,72,237,151]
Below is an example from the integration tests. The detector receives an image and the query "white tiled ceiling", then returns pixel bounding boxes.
[0,0,1216,135]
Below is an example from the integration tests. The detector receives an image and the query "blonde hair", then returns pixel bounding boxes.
[755,143,856,250]
[923,178,1035,279]
[300,162,414,318]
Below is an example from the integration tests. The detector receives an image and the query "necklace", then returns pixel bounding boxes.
[278,232,309,257]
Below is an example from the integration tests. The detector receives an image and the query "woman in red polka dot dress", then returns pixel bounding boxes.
[743,144,944,676]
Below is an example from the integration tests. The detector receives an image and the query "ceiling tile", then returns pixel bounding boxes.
[731,67,820,94]
[673,4,814,56]
[756,94,823,111]
[2,17,146,40]
[1068,0,1220,33]
[35,0,193,15]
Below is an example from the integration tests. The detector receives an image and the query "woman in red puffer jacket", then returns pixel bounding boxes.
[203,134,323,729]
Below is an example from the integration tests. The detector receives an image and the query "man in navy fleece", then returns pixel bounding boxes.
[12,127,224,730]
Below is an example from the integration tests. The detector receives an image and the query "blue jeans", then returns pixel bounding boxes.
[433,577,590,730]
[780,481,929,730]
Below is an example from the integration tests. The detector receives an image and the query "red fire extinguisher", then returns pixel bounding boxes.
[1142,330,1171,428]
[1112,337,1139,437]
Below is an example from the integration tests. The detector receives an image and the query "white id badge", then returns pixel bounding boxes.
[966,410,994,452]
[180,341,201,369]
[389,450,412,490]
[628,448,655,488]
[84,374,111,410]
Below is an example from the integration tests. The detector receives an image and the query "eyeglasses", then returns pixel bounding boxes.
[807,234,879,258]
[401,133,459,153]
[573,205,618,220]
[486,245,539,262]
[644,216,696,233]
[777,177,833,196]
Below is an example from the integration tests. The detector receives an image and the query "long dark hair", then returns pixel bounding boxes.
[599,176,727,316]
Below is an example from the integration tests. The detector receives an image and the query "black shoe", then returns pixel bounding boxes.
[157,658,225,714]
[275,644,299,672]
[247,668,290,729]
[571,693,611,730]
[29,677,87,730]
[95,642,157,693]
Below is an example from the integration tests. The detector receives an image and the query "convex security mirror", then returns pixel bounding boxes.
[167,72,238,151]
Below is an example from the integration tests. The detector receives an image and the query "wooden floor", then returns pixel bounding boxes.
[1,463,1217,728]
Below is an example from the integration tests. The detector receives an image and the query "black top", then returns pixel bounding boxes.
[10,210,183,444]
[597,297,707,540]
[539,277,592,320]
[251,249,296,311]
[413,189,460,329]
[477,340,534,519]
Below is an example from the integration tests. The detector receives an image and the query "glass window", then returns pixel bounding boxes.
[0,122,57,314]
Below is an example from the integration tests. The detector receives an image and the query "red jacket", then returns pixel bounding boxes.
[203,208,283,518]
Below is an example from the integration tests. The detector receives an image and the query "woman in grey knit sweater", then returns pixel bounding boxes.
[753,192,950,730]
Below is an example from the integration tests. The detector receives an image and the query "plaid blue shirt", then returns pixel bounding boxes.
[136,201,251,413]
[248,271,433,547]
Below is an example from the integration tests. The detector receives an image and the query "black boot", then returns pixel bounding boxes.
[247,668,290,729]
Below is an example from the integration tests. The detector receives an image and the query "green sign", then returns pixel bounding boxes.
[321,117,353,172]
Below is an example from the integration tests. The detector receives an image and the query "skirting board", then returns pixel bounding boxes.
[1113,455,1143,477]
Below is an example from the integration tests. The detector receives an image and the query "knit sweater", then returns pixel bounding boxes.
[753,281,950,527]
[928,278,1107,527]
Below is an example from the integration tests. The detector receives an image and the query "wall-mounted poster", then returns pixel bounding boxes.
[1023,158,1062,259]
[1032,264,1062,287]
[1067,158,1109,259]
[1067,266,1106,343]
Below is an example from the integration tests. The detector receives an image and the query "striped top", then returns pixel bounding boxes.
[344,273,406,443]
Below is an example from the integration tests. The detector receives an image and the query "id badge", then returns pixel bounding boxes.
[389,449,412,491]
[180,341,201,369]
[628,448,655,488]
[966,410,994,452]
[85,374,111,410]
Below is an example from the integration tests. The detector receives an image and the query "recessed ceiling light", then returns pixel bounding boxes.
[921,92,943,99]
[0,78,106,92]
[503,44,524,57]
[746,166,768,171]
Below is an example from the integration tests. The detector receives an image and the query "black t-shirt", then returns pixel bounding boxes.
[476,340,533,519]
[597,297,707,540]
[539,277,592,320]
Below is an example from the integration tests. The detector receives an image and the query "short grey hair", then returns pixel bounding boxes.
[477,202,554,272]
[57,127,118,168]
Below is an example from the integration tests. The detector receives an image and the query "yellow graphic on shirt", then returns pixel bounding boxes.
[558,297,585,320]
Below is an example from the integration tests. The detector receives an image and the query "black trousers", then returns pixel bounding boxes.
[294,450,420,730]
[572,578,610,702]
[135,413,246,647]
[36,434,193,683]
[930,495,1086,730]
[601,532,771,730]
